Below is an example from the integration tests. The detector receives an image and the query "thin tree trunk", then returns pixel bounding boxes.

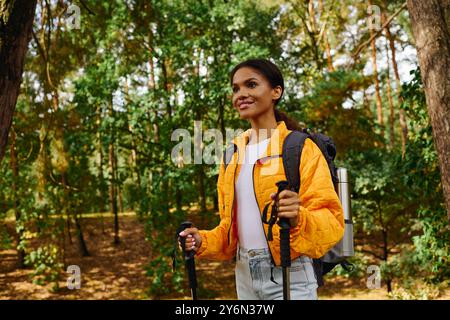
[383,25,396,149]
[161,59,172,122]
[118,186,124,213]
[213,192,218,212]
[74,213,90,257]
[377,201,392,293]
[199,166,207,213]
[308,0,317,34]
[383,4,408,157]
[385,69,395,149]
[408,0,450,221]
[96,105,106,234]
[146,17,157,216]
[124,79,141,210]
[108,99,120,244]
[318,0,335,72]
[176,188,182,213]
[0,0,37,161]
[193,52,207,219]
[113,146,123,213]
[63,172,90,257]
[324,30,335,72]
[159,36,173,215]
[52,90,73,246]
[306,0,321,70]
[9,128,25,268]
[147,25,159,144]
[382,229,392,292]
[368,0,385,139]
[61,172,72,245]
[35,123,48,235]
[292,1,322,70]
[148,20,156,90]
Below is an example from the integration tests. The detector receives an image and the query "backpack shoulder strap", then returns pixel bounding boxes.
[282,130,310,193]
[307,133,339,184]
[223,143,237,171]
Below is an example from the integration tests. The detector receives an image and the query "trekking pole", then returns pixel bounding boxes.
[178,221,198,300]
[276,181,291,300]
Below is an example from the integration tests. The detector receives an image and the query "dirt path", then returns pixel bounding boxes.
[0,215,447,300]
[0,215,239,300]
[1,215,152,299]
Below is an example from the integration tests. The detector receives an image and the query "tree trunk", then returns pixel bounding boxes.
[176,187,182,213]
[319,0,335,72]
[382,228,392,293]
[383,2,408,157]
[408,0,450,221]
[324,30,335,72]
[198,165,207,225]
[302,0,321,70]
[147,17,156,90]
[9,128,25,268]
[61,172,73,245]
[199,167,207,213]
[0,0,37,161]
[377,201,392,293]
[213,192,218,212]
[124,78,141,212]
[74,213,90,257]
[118,186,124,213]
[108,99,120,244]
[383,23,396,149]
[63,172,90,257]
[96,105,106,234]
[113,146,123,214]
[368,0,385,139]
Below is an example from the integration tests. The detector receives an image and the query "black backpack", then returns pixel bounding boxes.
[223,128,354,286]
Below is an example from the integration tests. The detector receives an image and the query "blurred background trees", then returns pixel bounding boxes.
[0,0,448,298]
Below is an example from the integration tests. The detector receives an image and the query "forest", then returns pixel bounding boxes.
[0,0,449,300]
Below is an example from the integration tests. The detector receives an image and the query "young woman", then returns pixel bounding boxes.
[179,59,344,300]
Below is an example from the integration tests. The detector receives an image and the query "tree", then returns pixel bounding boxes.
[407,0,450,221]
[0,0,37,161]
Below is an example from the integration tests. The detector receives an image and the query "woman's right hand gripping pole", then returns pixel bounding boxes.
[179,225,203,253]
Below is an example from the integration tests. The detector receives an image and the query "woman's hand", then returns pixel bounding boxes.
[270,190,301,227]
[179,227,202,252]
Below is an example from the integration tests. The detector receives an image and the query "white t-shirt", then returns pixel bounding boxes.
[236,138,270,250]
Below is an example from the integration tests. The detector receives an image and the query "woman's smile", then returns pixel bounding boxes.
[238,100,255,110]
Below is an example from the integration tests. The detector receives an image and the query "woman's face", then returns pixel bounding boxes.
[231,67,282,120]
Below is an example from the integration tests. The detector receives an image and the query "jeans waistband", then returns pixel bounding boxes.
[237,245,313,264]
[237,246,270,260]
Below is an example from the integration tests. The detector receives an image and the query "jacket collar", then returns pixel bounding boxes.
[232,120,291,160]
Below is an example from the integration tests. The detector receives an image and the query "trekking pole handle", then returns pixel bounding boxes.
[177,221,198,300]
[179,221,195,259]
[276,180,291,228]
[276,181,291,268]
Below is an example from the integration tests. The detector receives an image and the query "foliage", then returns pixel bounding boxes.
[24,244,64,292]
[398,68,450,285]
[0,222,12,250]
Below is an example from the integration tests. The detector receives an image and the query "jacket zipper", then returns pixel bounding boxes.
[227,147,239,246]
[252,161,277,267]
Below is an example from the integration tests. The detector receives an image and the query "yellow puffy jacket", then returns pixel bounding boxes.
[196,121,344,266]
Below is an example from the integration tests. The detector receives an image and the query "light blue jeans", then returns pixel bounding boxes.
[235,246,318,300]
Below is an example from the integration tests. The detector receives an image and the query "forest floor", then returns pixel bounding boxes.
[0,214,448,300]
